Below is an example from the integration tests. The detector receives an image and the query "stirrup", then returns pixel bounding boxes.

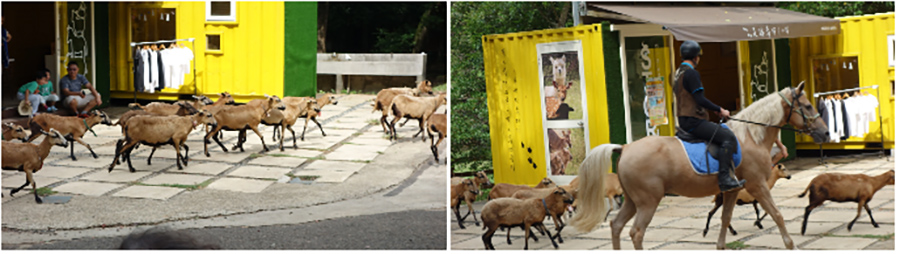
[719,179,746,193]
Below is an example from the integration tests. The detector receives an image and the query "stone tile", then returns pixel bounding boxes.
[863,239,895,250]
[111,185,183,200]
[303,160,367,173]
[276,148,323,159]
[1,174,62,189]
[324,151,379,162]
[206,177,273,193]
[88,143,140,156]
[180,162,233,175]
[617,241,665,250]
[228,165,292,180]
[658,242,714,250]
[356,131,390,139]
[871,210,895,224]
[81,170,153,183]
[678,223,757,243]
[50,156,116,168]
[193,150,251,163]
[109,158,179,172]
[302,169,356,183]
[783,221,841,235]
[637,228,697,242]
[325,121,369,130]
[744,234,816,249]
[802,236,878,250]
[535,238,606,250]
[141,174,212,186]
[653,206,708,217]
[247,156,307,168]
[53,181,123,196]
[806,210,869,222]
[33,166,94,179]
[297,140,339,150]
[831,222,894,236]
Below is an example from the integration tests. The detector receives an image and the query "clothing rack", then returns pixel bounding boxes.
[812,85,886,164]
[130,38,197,103]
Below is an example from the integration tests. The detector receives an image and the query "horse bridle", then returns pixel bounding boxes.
[728,88,818,134]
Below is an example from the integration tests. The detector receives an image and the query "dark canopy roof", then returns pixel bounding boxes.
[590,4,841,42]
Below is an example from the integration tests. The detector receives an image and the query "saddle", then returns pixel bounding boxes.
[675,127,719,158]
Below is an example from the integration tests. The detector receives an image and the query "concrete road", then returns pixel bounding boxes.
[3,160,448,250]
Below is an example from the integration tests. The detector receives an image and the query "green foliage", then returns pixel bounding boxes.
[451,2,572,169]
[776,2,894,18]
[32,187,57,197]
[725,240,748,250]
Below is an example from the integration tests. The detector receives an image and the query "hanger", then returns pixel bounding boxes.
[853,91,860,97]
[143,45,150,50]
[842,92,850,99]
[170,42,176,48]
[160,44,167,50]
[151,45,158,51]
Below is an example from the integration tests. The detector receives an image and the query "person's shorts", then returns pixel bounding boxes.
[770,145,780,157]
[65,93,96,109]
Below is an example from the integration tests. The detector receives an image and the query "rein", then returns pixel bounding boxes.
[727,89,817,135]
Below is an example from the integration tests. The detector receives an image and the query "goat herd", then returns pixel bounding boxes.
[1,80,448,204]
[453,165,894,250]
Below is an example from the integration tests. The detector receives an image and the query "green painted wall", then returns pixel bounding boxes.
[601,23,624,172]
[776,38,795,161]
[95,2,110,107]
[284,2,318,97]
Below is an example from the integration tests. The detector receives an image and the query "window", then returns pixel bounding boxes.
[206,1,236,22]
[206,34,221,52]
[131,8,177,43]
[812,56,859,93]
[888,35,896,67]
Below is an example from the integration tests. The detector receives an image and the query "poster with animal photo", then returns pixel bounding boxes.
[546,128,585,176]
[540,51,582,121]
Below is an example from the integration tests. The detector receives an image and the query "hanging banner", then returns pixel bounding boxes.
[749,40,775,101]
[61,2,93,79]
[625,36,670,139]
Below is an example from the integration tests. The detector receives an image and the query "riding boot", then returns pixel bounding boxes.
[717,140,745,192]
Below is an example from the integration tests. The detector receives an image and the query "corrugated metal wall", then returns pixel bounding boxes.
[790,13,894,150]
[482,25,610,185]
[108,2,285,103]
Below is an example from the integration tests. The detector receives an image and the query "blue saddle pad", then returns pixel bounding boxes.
[677,124,742,175]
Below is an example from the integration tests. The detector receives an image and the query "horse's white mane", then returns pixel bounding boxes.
[727,87,789,145]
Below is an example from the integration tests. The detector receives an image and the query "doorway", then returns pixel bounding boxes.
[674,41,741,123]
[1,2,56,108]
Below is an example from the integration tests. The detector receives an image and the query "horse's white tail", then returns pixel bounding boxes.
[571,143,620,233]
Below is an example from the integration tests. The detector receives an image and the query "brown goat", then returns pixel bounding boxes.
[374,80,433,133]
[202,92,237,141]
[481,187,574,250]
[451,178,482,229]
[799,170,895,235]
[204,95,285,156]
[388,92,446,141]
[288,93,338,141]
[2,123,28,142]
[2,129,68,203]
[111,110,217,172]
[426,113,447,162]
[511,183,579,244]
[488,177,556,200]
[26,110,113,161]
[128,95,213,115]
[703,163,791,237]
[258,98,319,150]
[449,171,494,229]
[113,103,201,165]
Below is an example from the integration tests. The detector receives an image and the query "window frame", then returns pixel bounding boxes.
[888,34,896,67]
[205,1,236,22]
[205,32,224,55]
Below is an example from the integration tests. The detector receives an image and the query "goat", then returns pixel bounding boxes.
[488,177,556,200]
[703,163,791,237]
[449,171,494,228]
[388,92,446,141]
[426,113,447,162]
[113,102,200,165]
[204,95,285,156]
[510,183,579,244]
[230,95,289,152]
[2,128,68,203]
[257,97,319,151]
[281,93,337,141]
[451,178,482,229]
[2,123,28,142]
[481,187,574,250]
[799,170,895,235]
[202,92,237,141]
[374,80,433,133]
[110,110,217,172]
[26,110,113,161]
[128,95,213,115]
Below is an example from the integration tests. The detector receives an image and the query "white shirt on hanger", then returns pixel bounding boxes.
[140,49,152,93]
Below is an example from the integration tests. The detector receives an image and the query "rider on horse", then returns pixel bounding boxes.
[674,40,745,193]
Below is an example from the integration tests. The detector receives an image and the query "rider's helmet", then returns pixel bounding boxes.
[681,40,702,60]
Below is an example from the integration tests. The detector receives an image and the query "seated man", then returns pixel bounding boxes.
[37,68,60,112]
[60,61,101,118]
[16,71,48,116]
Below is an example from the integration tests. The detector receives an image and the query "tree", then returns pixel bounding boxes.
[317,2,328,53]
[451,2,571,173]
[776,2,894,18]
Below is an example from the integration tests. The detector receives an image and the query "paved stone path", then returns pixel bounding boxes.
[1,94,444,236]
[451,156,894,250]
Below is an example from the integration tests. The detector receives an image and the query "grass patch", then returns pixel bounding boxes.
[297,175,319,181]
[432,83,447,93]
[32,187,57,197]
[137,179,214,191]
[367,119,380,125]
[824,233,894,240]
[725,240,747,250]
[249,153,264,158]
[268,153,304,159]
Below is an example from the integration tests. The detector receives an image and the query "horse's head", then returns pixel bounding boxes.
[781,81,828,143]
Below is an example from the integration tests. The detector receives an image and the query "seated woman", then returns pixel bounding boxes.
[16,71,48,116]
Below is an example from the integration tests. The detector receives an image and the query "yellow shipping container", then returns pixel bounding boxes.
[790,13,894,150]
[482,25,610,185]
